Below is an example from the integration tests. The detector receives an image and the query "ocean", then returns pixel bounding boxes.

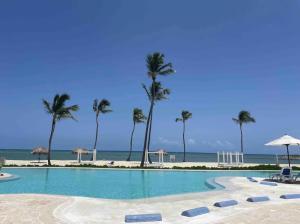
[0,149,298,164]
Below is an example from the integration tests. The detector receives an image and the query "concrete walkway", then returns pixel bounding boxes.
[0,177,299,223]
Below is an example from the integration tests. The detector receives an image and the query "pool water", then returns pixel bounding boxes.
[0,168,274,199]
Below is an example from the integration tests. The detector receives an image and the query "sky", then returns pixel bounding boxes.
[1,0,300,154]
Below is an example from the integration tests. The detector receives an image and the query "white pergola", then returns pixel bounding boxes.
[145,149,167,165]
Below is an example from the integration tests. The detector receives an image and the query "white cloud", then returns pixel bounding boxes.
[200,139,234,149]
[157,137,180,146]
[187,138,196,145]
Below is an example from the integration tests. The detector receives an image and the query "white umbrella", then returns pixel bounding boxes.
[265,134,300,167]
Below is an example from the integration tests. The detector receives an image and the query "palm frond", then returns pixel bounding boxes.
[175,118,183,122]
[142,83,151,101]
[182,110,192,120]
[54,94,70,112]
[42,99,53,114]
[99,99,112,113]
[133,108,147,123]
[93,99,98,112]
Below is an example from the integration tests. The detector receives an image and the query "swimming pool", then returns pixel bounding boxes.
[0,168,274,199]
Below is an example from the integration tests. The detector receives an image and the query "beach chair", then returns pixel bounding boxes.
[292,173,300,182]
[270,167,292,182]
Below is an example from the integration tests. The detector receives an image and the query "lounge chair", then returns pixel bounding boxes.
[270,167,292,182]
[292,173,300,182]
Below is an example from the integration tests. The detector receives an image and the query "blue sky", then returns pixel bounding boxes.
[1,0,300,154]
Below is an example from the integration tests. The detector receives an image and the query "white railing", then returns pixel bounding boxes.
[217,151,244,167]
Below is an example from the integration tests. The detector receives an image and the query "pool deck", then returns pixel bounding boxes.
[0,177,299,223]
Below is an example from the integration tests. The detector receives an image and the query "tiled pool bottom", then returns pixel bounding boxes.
[0,168,275,199]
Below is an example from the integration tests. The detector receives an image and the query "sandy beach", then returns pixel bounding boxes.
[3,159,297,169]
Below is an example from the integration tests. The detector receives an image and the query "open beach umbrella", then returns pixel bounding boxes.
[265,135,300,167]
[31,146,48,162]
[72,148,89,162]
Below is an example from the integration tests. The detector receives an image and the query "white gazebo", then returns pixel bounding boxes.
[265,134,300,167]
[145,149,167,165]
[72,148,89,163]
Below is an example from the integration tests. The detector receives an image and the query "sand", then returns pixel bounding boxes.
[3,159,296,169]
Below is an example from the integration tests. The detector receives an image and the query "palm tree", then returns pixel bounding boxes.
[43,94,79,166]
[92,99,112,156]
[127,108,147,161]
[232,110,255,153]
[143,81,170,161]
[176,110,192,162]
[140,52,175,167]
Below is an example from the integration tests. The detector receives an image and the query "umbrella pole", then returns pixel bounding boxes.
[286,144,291,167]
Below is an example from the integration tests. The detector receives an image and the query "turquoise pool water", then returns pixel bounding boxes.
[0,168,274,199]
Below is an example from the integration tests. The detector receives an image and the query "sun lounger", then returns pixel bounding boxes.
[246,196,270,202]
[292,173,300,182]
[214,200,238,208]
[270,167,292,182]
[181,207,209,217]
[125,213,162,223]
[247,177,258,182]
[280,194,300,199]
[260,181,277,186]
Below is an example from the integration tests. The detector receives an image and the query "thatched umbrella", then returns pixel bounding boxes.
[72,148,89,163]
[32,147,48,162]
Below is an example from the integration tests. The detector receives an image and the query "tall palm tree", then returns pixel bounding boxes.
[43,94,79,166]
[143,81,170,161]
[127,108,147,161]
[93,99,112,154]
[140,52,175,167]
[176,110,192,162]
[232,110,255,153]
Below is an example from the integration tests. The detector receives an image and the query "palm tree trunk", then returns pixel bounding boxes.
[91,114,99,160]
[127,122,136,161]
[147,112,153,164]
[47,117,56,166]
[140,101,154,167]
[240,124,243,153]
[141,79,156,167]
[93,114,99,149]
[183,121,186,162]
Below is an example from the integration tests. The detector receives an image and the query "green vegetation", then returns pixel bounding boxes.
[232,110,256,153]
[176,110,192,162]
[141,52,175,167]
[4,163,300,171]
[43,94,79,166]
[92,99,112,153]
[127,108,147,161]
